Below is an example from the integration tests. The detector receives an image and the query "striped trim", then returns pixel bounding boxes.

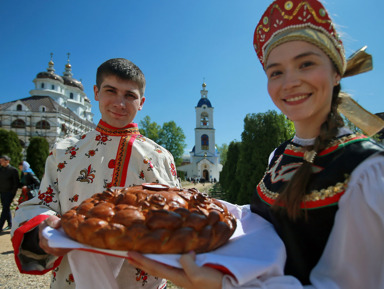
[96,120,140,137]
[111,134,137,187]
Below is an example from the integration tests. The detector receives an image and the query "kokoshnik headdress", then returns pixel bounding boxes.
[253,0,384,136]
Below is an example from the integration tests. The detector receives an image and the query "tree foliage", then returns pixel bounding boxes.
[139,115,161,140]
[0,128,23,167]
[217,143,228,166]
[219,141,241,203]
[139,116,187,166]
[220,110,294,205]
[26,137,50,180]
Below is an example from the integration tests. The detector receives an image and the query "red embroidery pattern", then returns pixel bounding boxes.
[69,194,79,202]
[76,165,96,183]
[154,146,163,154]
[57,161,67,172]
[95,133,110,145]
[66,146,79,159]
[38,185,56,205]
[85,148,98,158]
[139,170,145,180]
[52,267,59,283]
[143,157,154,171]
[170,163,177,176]
[135,269,149,286]
[66,273,75,285]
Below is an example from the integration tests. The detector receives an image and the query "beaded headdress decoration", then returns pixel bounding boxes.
[253,0,384,136]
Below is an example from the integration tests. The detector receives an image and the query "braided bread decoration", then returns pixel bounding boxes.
[61,184,237,253]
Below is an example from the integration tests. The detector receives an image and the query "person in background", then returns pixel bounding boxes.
[0,155,20,232]
[11,58,179,289]
[127,0,384,288]
[17,161,40,204]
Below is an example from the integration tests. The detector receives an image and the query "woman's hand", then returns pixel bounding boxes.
[128,251,224,289]
[38,215,72,256]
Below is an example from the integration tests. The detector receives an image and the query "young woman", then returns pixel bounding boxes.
[128,1,384,288]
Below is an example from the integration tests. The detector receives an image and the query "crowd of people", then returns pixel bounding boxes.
[3,0,384,288]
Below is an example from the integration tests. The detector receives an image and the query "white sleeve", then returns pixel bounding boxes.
[222,152,384,289]
[308,152,384,289]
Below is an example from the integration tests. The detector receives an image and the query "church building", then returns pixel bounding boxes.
[178,82,222,182]
[0,53,95,150]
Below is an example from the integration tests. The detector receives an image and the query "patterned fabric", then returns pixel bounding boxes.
[11,120,179,289]
[251,133,384,284]
[253,0,345,74]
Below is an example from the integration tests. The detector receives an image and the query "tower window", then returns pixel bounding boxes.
[70,92,74,99]
[51,84,55,90]
[201,134,209,150]
[201,112,209,126]
[16,104,23,111]
[41,83,45,88]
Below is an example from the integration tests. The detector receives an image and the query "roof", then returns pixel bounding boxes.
[0,95,95,128]
[197,98,212,108]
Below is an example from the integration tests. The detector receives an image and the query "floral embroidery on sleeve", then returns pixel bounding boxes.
[143,157,153,171]
[69,194,79,202]
[38,185,57,206]
[85,148,98,158]
[135,269,149,286]
[154,146,163,154]
[65,146,79,159]
[76,165,96,183]
[170,163,177,176]
[57,161,67,172]
[66,273,75,285]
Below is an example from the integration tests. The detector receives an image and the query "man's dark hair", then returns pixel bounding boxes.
[96,58,146,97]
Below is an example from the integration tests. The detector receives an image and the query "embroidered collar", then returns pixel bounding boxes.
[95,120,140,136]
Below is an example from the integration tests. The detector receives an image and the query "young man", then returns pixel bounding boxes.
[0,155,20,231]
[11,58,179,289]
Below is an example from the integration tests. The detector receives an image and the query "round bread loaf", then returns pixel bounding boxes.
[61,184,237,253]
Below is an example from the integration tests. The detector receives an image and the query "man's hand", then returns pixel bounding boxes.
[38,215,72,256]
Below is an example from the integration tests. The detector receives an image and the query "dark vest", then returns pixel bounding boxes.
[251,134,384,285]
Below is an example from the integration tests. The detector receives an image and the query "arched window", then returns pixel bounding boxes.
[200,112,209,126]
[36,120,50,130]
[201,134,209,150]
[16,104,23,111]
[51,84,55,90]
[40,106,46,112]
[70,92,74,99]
[41,83,45,88]
[11,119,26,128]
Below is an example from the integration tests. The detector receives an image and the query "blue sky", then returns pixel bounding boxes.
[1,0,383,154]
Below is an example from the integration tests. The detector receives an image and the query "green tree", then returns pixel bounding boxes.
[139,116,161,141]
[217,143,228,166]
[158,121,186,166]
[0,129,23,167]
[26,137,50,180]
[235,110,294,205]
[139,116,187,166]
[219,141,241,203]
